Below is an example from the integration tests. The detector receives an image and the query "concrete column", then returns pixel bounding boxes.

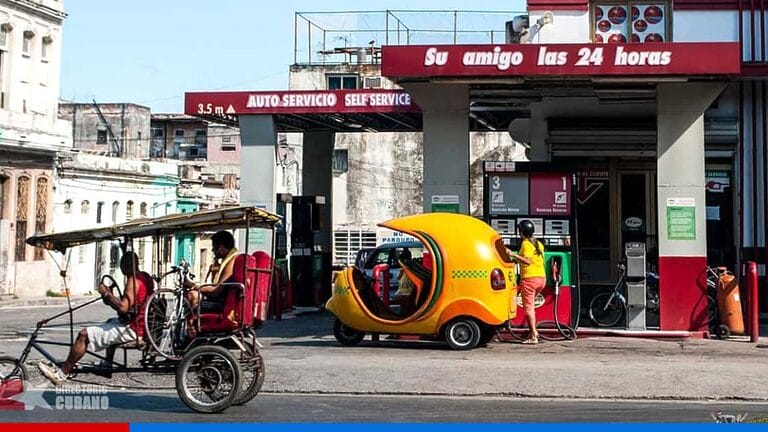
[301,130,334,254]
[238,115,277,253]
[656,82,726,331]
[403,83,470,214]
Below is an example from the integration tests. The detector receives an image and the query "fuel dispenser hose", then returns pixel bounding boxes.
[502,258,579,342]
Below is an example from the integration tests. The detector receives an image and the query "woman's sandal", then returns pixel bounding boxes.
[521,337,539,345]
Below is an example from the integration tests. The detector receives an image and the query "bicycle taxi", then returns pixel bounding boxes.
[0,205,281,413]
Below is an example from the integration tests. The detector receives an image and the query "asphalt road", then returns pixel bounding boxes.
[1,393,767,423]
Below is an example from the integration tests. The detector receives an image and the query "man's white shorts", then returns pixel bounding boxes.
[86,317,137,352]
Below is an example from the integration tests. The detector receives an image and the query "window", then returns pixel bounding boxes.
[138,239,146,268]
[174,129,184,139]
[96,129,107,145]
[333,149,348,173]
[140,202,147,218]
[194,129,206,145]
[333,229,376,265]
[0,23,12,51]
[327,75,358,90]
[126,200,134,221]
[221,136,235,152]
[592,2,669,43]
[63,199,72,214]
[81,200,89,215]
[15,176,29,261]
[0,176,6,218]
[41,35,52,61]
[96,201,104,223]
[34,177,48,260]
[111,201,119,224]
[22,30,33,57]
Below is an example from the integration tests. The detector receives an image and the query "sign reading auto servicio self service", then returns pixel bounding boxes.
[185,90,420,116]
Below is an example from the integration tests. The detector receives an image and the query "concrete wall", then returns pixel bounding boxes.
[59,103,151,159]
[289,66,528,237]
[206,124,241,163]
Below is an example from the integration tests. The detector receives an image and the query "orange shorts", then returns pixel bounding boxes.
[520,277,546,316]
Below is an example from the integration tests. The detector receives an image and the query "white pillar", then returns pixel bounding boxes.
[403,82,470,214]
[656,82,726,331]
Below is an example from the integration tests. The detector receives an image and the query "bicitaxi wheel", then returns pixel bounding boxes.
[175,345,242,414]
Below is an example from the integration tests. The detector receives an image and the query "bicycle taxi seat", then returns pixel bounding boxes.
[195,251,273,334]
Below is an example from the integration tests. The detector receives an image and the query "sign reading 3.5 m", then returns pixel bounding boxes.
[489,173,529,215]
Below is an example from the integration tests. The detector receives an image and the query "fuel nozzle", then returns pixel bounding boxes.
[550,255,563,295]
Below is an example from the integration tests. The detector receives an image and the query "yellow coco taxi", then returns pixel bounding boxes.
[326,212,518,350]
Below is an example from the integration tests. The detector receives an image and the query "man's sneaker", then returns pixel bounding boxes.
[37,362,69,386]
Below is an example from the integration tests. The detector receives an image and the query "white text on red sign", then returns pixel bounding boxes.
[245,92,412,109]
[424,46,672,70]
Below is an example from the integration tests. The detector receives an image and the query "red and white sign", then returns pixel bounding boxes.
[381,43,741,77]
[184,90,420,116]
[530,173,572,216]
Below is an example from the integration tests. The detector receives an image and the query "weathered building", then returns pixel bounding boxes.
[150,114,208,161]
[58,102,151,159]
[0,0,71,298]
[53,153,180,294]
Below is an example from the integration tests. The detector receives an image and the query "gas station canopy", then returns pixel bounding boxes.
[184,89,424,132]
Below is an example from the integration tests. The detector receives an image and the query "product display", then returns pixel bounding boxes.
[594,4,666,44]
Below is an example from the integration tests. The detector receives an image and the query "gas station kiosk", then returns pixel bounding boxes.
[483,161,580,332]
[483,160,660,332]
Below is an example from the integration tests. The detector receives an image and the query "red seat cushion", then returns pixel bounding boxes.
[197,252,273,334]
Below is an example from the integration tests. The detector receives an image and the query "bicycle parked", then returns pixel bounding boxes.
[588,262,660,328]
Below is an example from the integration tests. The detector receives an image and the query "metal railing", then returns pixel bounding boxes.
[293,10,525,65]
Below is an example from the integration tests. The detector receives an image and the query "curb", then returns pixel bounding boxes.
[0,296,96,309]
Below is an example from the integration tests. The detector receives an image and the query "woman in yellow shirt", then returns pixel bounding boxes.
[507,219,546,345]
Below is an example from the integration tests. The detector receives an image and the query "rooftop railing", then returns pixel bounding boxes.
[293,10,526,65]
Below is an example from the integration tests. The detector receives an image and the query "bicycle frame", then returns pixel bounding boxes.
[10,295,176,379]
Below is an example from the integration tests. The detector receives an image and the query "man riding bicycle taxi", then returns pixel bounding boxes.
[37,251,153,386]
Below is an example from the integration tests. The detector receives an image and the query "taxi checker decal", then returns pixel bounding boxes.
[451,269,490,279]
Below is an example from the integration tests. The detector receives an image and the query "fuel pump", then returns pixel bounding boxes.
[483,161,581,341]
[289,195,329,307]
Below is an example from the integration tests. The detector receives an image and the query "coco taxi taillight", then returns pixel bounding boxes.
[490,268,506,290]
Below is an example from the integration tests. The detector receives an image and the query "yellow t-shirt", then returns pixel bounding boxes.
[519,238,546,279]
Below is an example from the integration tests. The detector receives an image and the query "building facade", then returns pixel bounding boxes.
[58,102,151,159]
[0,0,70,298]
[52,153,179,294]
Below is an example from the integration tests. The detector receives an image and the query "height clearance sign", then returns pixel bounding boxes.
[184,90,420,116]
[381,42,741,77]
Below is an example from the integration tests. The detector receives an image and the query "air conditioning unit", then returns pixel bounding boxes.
[363,76,382,89]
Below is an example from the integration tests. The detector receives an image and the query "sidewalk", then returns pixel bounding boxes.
[0,294,96,309]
